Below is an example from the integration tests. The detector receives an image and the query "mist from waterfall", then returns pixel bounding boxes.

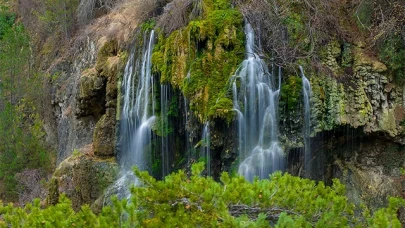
[233,24,284,181]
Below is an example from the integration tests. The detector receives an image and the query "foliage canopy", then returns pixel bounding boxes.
[0,163,403,227]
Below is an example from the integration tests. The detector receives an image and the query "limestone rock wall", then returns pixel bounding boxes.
[47,153,119,211]
[281,40,405,149]
[51,38,98,164]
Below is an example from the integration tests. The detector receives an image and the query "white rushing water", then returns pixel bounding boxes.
[300,66,312,177]
[233,24,284,181]
[118,30,156,185]
[200,122,211,176]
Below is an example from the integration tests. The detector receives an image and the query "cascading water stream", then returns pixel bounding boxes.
[300,66,312,177]
[233,24,284,181]
[200,122,211,176]
[161,84,170,177]
[183,96,192,160]
[112,31,156,198]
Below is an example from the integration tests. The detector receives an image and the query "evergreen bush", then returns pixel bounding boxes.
[0,163,403,227]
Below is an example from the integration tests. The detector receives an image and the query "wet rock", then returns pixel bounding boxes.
[47,153,119,211]
[93,110,116,157]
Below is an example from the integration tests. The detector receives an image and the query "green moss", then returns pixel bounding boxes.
[202,0,232,15]
[151,116,173,137]
[280,75,303,112]
[168,94,179,117]
[152,2,244,123]
[140,19,156,32]
[72,149,80,157]
[341,43,354,68]
[95,40,118,77]
[151,158,161,177]
[208,97,234,123]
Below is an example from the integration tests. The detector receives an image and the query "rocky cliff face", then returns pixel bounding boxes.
[50,38,98,164]
[311,42,403,139]
[280,40,405,212]
[279,42,404,150]
[46,26,128,208]
[43,0,405,214]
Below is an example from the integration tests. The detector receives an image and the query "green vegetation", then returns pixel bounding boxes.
[0,7,30,103]
[0,6,14,39]
[141,19,156,32]
[0,163,403,227]
[152,116,173,137]
[280,75,303,112]
[37,0,79,40]
[208,97,234,123]
[355,0,373,29]
[0,103,51,201]
[378,35,405,84]
[283,11,310,52]
[152,0,244,122]
[0,4,52,202]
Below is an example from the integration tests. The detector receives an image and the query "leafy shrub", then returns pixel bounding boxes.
[0,163,403,227]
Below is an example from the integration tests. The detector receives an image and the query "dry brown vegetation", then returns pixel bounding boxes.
[15,169,48,206]
[233,0,404,72]
[156,0,204,35]
[233,0,358,68]
[79,0,163,48]
[16,0,165,69]
[364,0,405,48]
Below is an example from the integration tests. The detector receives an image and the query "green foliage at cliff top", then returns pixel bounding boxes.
[0,163,403,227]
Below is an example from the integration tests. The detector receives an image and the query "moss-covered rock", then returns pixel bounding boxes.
[95,40,118,77]
[93,109,116,157]
[281,37,404,149]
[308,41,402,138]
[75,68,106,118]
[47,153,119,211]
[152,2,244,123]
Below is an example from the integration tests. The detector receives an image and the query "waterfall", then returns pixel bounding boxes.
[183,96,192,161]
[118,30,156,180]
[233,24,284,181]
[160,84,170,177]
[300,66,312,177]
[200,122,211,176]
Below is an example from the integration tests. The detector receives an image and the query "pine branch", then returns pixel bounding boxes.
[228,204,299,221]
